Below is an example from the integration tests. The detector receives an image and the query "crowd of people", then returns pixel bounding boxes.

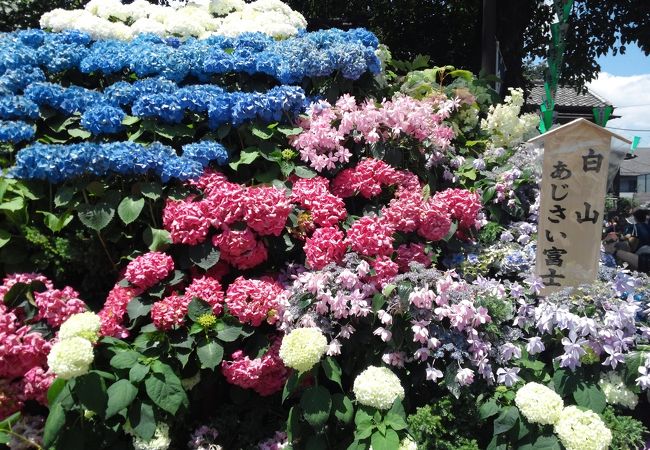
[603,208,650,274]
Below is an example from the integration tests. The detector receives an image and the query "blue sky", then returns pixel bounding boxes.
[587,43,650,146]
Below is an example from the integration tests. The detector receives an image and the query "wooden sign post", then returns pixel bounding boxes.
[529,118,631,295]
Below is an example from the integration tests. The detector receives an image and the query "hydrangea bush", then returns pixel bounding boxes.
[0,1,649,449]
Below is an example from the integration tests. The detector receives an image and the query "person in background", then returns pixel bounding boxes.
[622,209,650,253]
[605,215,620,234]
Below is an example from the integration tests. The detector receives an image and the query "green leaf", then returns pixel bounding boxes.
[0,412,21,430]
[118,195,145,225]
[479,399,500,419]
[128,401,156,441]
[105,379,138,418]
[68,128,92,139]
[143,227,172,251]
[332,394,354,424]
[493,406,519,435]
[371,429,399,450]
[0,229,10,248]
[573,382,606,413]
[553,369,579,397]
[188,241,220,270]
[129,364,150,384]
[43,403,66,448]
[197,341,224,370]
[321,357,343,389]
[229,148,260,170]
[75,372,108,416]
[0,197,24,212]
[277,126,303,136]
[139,182,163,201]
[282,371,299,403]
[187,298,213,321]
[47,378,66,406]
[77,202,115,231]
[122,115,141,126]
[251,125,274,140]
[300,386,332,429]
[54,187,76,207]
[144,369,186,415]
[217,325,242,342]
[126,297,151,320]
[39,210,74,233]
[385,406,407,431]
[110,350,141,370]
[518,435,562,450]
[294,165,317,178]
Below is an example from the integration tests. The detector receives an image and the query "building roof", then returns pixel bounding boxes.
[620,148,650,177]
[527,84,612,108]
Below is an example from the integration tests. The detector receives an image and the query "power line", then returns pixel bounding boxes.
[615,104,650,109]
[607,126,650,132]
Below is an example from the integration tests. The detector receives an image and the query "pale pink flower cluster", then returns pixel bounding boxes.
[225,276,284,326]
[221,338,288,396]
[151,294,189,331]
[164,170,294,270]
[124,251,175,290]
[291,93,458,172]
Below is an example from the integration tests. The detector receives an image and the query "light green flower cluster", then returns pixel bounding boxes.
[279,327,328,373]
[554,406,612,450]
[598,372,638,410]
[58,311,101,343]
[480,87,539,148]
[514,382,564,425]
[47,312,100,379]
[353,366,405,410]
[133,423,171,450]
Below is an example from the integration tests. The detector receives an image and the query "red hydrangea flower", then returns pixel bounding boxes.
[184,276,225,315]
[225,277,284,326]
[34,287,87,328]
[151,294,190,331]
[345,215,394,257]
[396,243,432,271]
[244,186,293,236]
[21,366,54,405]
[305,227,347,269]
[432,188,483,230]
[99,284,141,338]
[291,177,346,227]
[418,200,452,241]
[124,252,174,290]
[163,197,211,245]
[221,338,288,396]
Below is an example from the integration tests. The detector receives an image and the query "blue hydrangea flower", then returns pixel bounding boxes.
[182,141,228,166]
[81,105,126,135]
[132,94,185,123]
[0,96,40,120]
[0,120,36,143]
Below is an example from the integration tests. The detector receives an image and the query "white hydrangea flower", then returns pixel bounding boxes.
[398,436,417,450]
[514,382,564,425]
[58,312,101,343]
[353,366,405,410]
[47,337,94,380]
[209,0,245,16]
[133,423,171,450]
[554,406,612,450]
[599,372,638,410]
[481,87,539,148]
[279,327,328,372]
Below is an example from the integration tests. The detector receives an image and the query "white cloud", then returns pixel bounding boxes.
[587,72,650,146]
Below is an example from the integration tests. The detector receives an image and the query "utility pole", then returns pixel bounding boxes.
[481,0,496,77]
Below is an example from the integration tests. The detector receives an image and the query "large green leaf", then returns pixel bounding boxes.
[187,298,213,321]
[479,399,500,419]
[573,382,606,413]
[143,227,172,251]
[370,429,399,450]
[197,341,224,370]
[300,386,332,429]
[493,406,519,435]
[77,202,115,231]
[118,195,145,225]
[188,241,220,270]
[43,402,66,448]
[39,210,74,233]
[229,148,260,170]
[105,379,138,418]
[110,350,141,370]
[128,401,156,441]
[321,357,343,389]
[75,372,108,416]
[332,394,354,424]
[144,365,187,414]
[0,229,9,248]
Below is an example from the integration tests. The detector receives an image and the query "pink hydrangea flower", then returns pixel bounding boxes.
[396,243,432,271]
[244,186,292,236]
[331,158,401,199]
[0,310,50,379]
[304,227,347,269]
[432,188,483,230]
[163,197,211,245]
[99,284,141,338]
[225,277,284,327]
[21,366,54,405]
[214,229,269,270]
[291,177,346,227]
[221,338,288,396]
[184,276,225,315]
[418,200,452,241]
[0,273,53,298]
[371,256,399,287]
[124,252,174,290]
[345,215,394,257]
[34,287,87,328]
[150,294,190,331]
